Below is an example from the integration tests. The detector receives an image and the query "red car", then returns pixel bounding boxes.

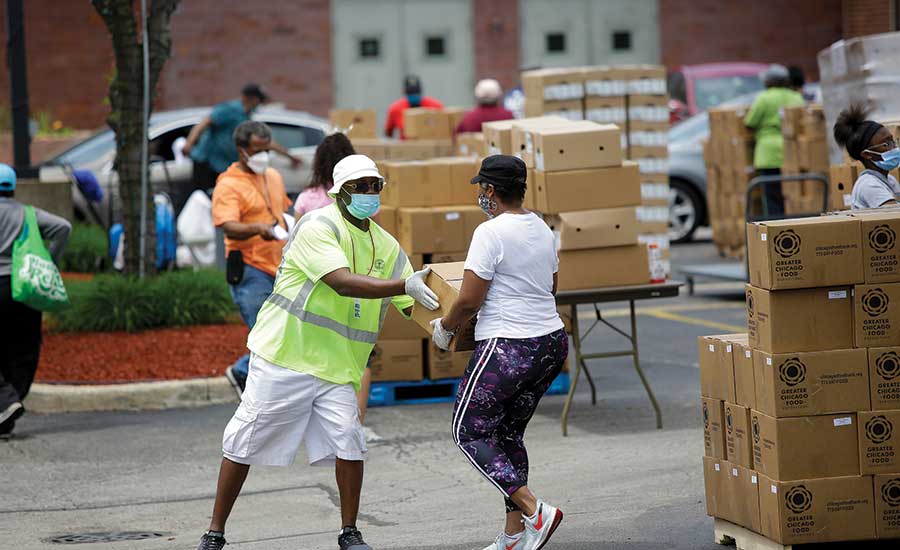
[668,62,769,125]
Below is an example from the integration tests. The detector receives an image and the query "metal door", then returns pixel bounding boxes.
[332,0,474,134]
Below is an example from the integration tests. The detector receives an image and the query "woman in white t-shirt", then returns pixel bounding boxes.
[833,104,900,209]
[432,155,567,550]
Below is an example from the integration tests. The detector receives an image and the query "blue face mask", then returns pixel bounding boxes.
[873,147,900,171]
[344,193,380,220]
[407,94,422,107]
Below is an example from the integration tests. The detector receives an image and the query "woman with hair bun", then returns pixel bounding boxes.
[834,104,900,209]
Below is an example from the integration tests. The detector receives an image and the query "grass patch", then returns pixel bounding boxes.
[59,223,108,273]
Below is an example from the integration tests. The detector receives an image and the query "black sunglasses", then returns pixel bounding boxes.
[346,180,384,193]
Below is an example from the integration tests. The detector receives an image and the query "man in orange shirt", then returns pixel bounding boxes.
[212,120,292,394]
[384,75,443,139]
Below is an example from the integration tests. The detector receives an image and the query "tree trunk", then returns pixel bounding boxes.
[92,0,180,274]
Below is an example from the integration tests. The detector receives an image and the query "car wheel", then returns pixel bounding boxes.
[669,180,702,243]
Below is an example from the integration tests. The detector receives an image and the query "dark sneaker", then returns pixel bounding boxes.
[0,402,23,425]
[338,526,372,550]
[197,531,226,550]
[224,366,246,397]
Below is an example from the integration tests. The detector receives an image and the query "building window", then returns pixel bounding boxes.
[426,35,446,57]
[359,37,380,59]
[612,31,632,51]
[546,32,566,54]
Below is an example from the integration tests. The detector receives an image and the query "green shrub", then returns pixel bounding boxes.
[59,223,108,273]
[49,269,235,333]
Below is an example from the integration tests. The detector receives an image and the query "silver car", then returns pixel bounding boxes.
[40,105,330,224]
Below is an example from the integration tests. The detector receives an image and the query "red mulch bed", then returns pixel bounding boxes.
[60,272,95,282]
[37,324,249,384]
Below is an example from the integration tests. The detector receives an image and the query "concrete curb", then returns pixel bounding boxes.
[25,377,239,414]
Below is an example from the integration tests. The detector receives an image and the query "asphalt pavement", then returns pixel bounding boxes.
[0,240,752,550]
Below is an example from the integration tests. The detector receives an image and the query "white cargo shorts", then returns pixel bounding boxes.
[222,354,367,467]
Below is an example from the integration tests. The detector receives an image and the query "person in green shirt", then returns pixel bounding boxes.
[743,64,805,216]
[195,155,440,550]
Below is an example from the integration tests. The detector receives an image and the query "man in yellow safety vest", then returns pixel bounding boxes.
[195,154,439,550]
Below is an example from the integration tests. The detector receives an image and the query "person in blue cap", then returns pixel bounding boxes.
[0,163,71,439]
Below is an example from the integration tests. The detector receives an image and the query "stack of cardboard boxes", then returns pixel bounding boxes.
[521,66,670,262]
[781,104,829,214]
[482,117,650,290]
[704,106,755,258]
[701,210,900,545]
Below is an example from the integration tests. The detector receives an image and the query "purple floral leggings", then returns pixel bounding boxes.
[452,329,568,512]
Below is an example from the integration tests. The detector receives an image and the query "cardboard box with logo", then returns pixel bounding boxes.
[855,283,900,348]
[751,410,860,480]
[543,207,638,251]
[396,206,482,254]
[850,210,900,284]
[746,284,854,353]
[369,339,424,382]
[556,245,648,291]
[733,341,756,410]
[859,410,900,475]
[426,342,472,380]
[724,402,753,468]
[410,262,477,352]
[874,474,900,539]
[753,348,870,417]
[869,347,900,410]
[758,474,876,545]
[532,161,641,214]
[702,397,727,459]
[531,122,623,171]
[746,216,863,290]
[329,109,377,138]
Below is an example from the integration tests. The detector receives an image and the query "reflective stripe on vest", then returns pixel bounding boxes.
[266,214,408,345]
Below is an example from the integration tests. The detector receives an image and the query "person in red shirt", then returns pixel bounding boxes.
[455,79,515,135]
[384,75,443,139]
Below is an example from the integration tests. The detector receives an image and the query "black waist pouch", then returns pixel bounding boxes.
[226,250,244,285]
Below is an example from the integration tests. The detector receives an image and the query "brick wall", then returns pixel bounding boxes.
[472,0,520,93]
[0,2,113,129]
[843,0,894,37]
[659,0,844,80]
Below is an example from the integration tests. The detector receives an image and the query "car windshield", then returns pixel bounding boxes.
[51,130,115,166]
[694,75,763,111]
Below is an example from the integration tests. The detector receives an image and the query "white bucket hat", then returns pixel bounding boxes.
[328,154,384,196]
[475,78,502,102]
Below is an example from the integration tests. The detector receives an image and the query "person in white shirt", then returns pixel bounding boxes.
[431,155,568,550]
[833,104,900,209]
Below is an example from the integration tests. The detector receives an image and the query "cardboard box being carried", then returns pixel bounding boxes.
[329,109,377,138]
[543,207,638,250]
[370,339,423,382]
[869,347,900,410]
[746,285,854,353]
[380,306,428,340]
[532,122,623,171]
[746,216,863,290]
[859,410,900,475]
[556,245,648,291]
[751,410,860,481]
[758,474,875,545]
[702,397,727,459]
[855,283,900,348]
[753,348,870,417]
[532,161,641,213]
[410,262,477,352]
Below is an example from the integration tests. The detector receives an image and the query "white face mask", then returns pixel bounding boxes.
[244,150,270,174]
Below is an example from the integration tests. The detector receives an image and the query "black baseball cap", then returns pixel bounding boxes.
[470,155,527,189]
[404,75,422,95]
[241,83,269,102]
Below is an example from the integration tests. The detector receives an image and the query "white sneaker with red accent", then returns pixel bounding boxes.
[521,500,563,550]
[482,531,524,550]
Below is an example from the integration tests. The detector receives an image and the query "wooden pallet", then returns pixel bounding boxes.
[715,519,792,550]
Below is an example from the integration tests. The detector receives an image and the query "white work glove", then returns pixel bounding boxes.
[405,267,440,311]
[431,318,455,351]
